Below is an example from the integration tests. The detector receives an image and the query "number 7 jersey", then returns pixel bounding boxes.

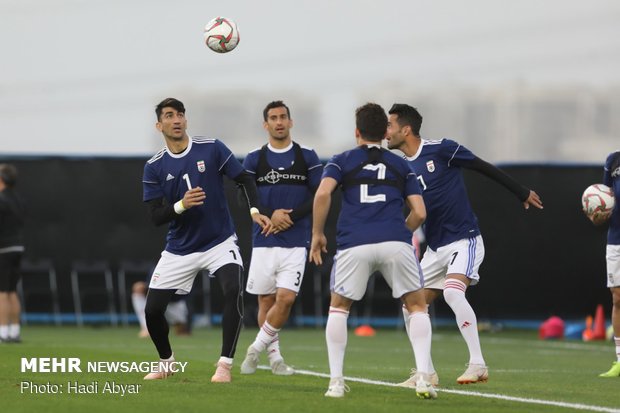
[404,138,480,251]
[142,137,245,255]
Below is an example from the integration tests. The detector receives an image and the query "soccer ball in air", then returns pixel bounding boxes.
[204,17,240,53]
[581,184,615,215]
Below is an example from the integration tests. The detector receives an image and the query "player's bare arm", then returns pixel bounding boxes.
[310,178,337,265]
[405,194,426,231]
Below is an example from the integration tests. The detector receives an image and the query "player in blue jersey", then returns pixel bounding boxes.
[310,103,436,400]
[141,98,271,383]
[586,151,620,377]
[386,103,543,386]
[240,101,323,376]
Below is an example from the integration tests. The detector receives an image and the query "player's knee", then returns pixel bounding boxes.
[217,265,243,297]
[276,291,296,309]
[611,288,620,307]
[443,283,466,306]
[144,291,171,316]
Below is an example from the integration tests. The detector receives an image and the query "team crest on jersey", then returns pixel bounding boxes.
[426,160,435,172]
[197,160,206,173]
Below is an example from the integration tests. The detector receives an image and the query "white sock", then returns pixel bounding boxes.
[407,312,432,375]
[218,356,233,365]
[267,334,283,364]
[131,293,148,330]
[614,337,620,362]
[252,321,280,353]
[0,325,8,340]
[444,279,485,365]
[8,323,20,338]
[325,307,349,379]
[403,304,436,374]
[402,304,410,335]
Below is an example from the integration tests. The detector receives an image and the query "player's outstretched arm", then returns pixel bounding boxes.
[461,156,543,210]
[310,178,337,265]
[405,194,426,231]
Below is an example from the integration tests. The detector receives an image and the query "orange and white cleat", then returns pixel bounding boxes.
[144,355,175,380]
[457,363,488,384]
[211,361,232,383]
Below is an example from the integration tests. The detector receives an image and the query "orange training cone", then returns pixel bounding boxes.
[354,325,376,337]
[582,315,594,341]
[593,304,607,340]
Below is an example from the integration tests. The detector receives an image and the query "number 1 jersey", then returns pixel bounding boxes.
[142,137,244,255]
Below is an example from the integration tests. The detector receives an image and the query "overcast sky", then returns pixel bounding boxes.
[1,0,619,157]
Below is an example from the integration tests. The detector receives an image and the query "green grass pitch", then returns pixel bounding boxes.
[1,326,618,413]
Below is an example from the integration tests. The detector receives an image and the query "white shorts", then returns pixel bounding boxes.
[421,235,485,290]
[246,247,307,295]
[330,241,423,301]
[149,235,243,294]
[606,244,620,288]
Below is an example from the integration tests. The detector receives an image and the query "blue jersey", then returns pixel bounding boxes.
[405,139,480,251]
[603,151,620,245]
[323,145,421,249]
[243,142,323,248]
[142,137,244,255]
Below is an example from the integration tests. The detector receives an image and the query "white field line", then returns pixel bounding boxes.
[257,366,620,413]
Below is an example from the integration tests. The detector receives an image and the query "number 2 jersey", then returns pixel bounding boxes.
[322,144,422,250]
[405,138,481,251]
[142,137,244,255]
[604,151,620,245]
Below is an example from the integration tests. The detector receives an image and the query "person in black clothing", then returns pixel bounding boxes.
[0,164,26,343]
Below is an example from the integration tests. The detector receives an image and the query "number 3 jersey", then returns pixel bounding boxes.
[604,151,620,245]
[243,142,323,248]
[142,137,245,255]
[404,138,480,251]
[322,144,422,250]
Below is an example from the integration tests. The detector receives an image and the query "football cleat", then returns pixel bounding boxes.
[599,361,620,378]
[415,375,438,399]
[324,377,350,398]
[457,363,488,384]
[271,359,294,376]
[397,368,439,388]
[144,356,175,380]
[211,361,232,383]
[240,345,260,374]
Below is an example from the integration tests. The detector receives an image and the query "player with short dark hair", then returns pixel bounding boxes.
[0,164,26,343]
[586,151,620,378]
[310,103,436,399]
[142,97,271,383]
[387,103,543,386]
[240,101,323,376]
